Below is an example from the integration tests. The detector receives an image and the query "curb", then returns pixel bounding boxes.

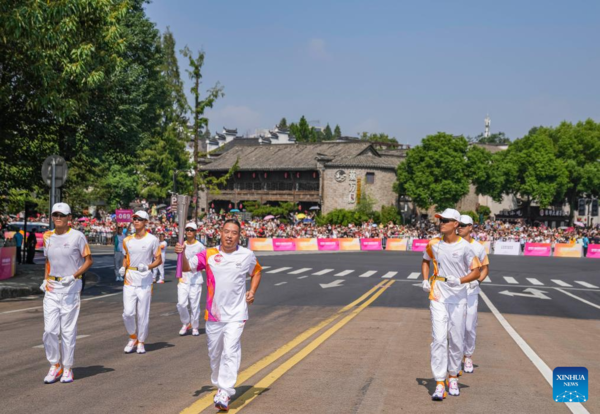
[0,272,99,300]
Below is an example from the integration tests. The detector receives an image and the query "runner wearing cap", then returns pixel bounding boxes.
[458,214,489,374]
[118,210,162,354]
[176,222,206,336]
[421,208,480,400]
[41,203,93,384]
[153,233,168,284]
[175,219,262,412]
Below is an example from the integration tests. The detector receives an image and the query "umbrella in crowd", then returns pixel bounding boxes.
[309,206,320,210]
[230,209,240,213]
[78,217,90,222]
[264,215,275,220]
[296,213,306,219]
[303,218,313,223]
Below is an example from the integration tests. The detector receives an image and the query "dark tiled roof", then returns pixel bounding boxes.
[223,127,237,134]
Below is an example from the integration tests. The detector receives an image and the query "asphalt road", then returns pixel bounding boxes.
[1,248,598,414]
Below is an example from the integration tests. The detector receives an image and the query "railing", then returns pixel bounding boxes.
[225,182,319,192]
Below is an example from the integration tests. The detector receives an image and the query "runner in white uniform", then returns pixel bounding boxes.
[177,222,206,336]
[153,233,168,284]
[458,215,489,374]
[421,208,480,400]
[176,219,262,412]
[118,211,161,354]
[41,203,93,384]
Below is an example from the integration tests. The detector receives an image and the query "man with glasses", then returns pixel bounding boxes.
[153,233,168,284]
[458,215,489,374]
[175,219,262,412]
[421,208,480,400]
[177,222,206,336]
[41,203,93,384]
[118,211,161,354]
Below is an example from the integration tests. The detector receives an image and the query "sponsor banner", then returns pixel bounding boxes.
[272,238,296,251]
[248,238,273,251]
[524,242,552,257]
[115,209,134,224]
[494,241,521,256]
[317,238,340,251]
[386,238,408,251]
[339,238,361,251]
[554,243,582,258]
[411,239,429,252]
[587,244,600,259]
[0,247,16,280]
[479,241,491,255]
[360,238,382,251]
[295,238,318,251]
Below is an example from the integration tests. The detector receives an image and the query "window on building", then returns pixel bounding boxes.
[366,172,375,184]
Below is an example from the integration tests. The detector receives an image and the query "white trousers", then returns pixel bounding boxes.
[43,291,81,368]
[430,300,466,381]
[123,285,152,342]
[153,264,164,281]
[177,283,203,329]
[206,321,246,397]
[464,293,478,357]
[114,251,123,278]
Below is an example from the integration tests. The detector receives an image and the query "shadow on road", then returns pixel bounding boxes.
[193,385,216,397]
[73,365,115,380]
[229,386,269,409]
[144,342,175,352]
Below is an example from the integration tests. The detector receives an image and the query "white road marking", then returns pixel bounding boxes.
[260,266,271,270]
[320,280,345,289]
[34,335,90,349]
[246,277,251,281]
[274,282,287,286]
[381,271,397,279]
[479,291,589,414]
[359,271,377,278]
[498,288,551,300]
[297,276,309,279]
[334,270,354,276]
[575,281,599,289]
[526,278,544,286]
[313,269,334,275]
[267,267,292,274]
[503,276,518,284]
[288,268,312,274]
[555,289,600,310]
[552,279,572,287]
[483,276,491,283]
[407,272,420,279]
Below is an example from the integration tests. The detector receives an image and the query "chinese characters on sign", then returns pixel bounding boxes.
[348,170,357,204]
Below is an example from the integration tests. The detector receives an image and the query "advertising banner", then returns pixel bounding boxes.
[115,209,134,224]
[479,241,491,255]
[295,238,318,251]
[553,243,582,258]
[411,239,429,252]
[587,244,600,259]
[248,238,273,251]
[523,242,552,257]
[386,238,408,251]
[494,241,521,256]
[0,247,16,280]
[317,238,340,251]
[360,238,382,251]
[339,238,361,251]
[272,238,296,251]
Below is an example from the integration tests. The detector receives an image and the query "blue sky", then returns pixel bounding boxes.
[145,0,600,145]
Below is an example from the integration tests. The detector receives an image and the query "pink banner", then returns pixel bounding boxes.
[587,244,600,259]
[0,247,16,280]
[360,238,382,251]
[272,238,296,251]
[115,209,134,224]
[523,242,552,257]
[411,239,429,252]
[317,238,340,251]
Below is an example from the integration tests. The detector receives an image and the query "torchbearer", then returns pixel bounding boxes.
[41,203,93,384]
[153,233,168,284]
[175,219,262,412]
[177,222,206,336]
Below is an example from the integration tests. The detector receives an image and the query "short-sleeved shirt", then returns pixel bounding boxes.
[423,237,480,304]
[123,232,160,287]
[43,229,91,294]
[188,245,261,322]
[180,240,206,285]
[467,239,489,296]
[159,240,168,261]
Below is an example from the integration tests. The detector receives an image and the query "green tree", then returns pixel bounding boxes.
[358,132,398,143]
[323,124,333,141]
[334,124,342,139]
[295,116,312,142]
[278,117,288,129]
[469,132,511,145]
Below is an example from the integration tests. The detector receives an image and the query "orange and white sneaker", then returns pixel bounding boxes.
[136,343,146,354]
[44,364,63,384]
[157,280,165,284]
[60,368,74,383]
[448,377,460,396]
[179,323,191,336]
[124,338,138,353]
[464,357,474,373]
[431,383,446,401]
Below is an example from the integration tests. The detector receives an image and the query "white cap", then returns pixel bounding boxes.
[51,202,71,215]
[459,215,474,225]
[434,208,461,221]
[133,210,149,221]
[185,222,198,230]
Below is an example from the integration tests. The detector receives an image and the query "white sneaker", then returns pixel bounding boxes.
[124,338,138,353]
[179,324,191,336]
[136,343,146,354]
[448,377,460,396]
[464,357,474,373]
[60,368,74,383]
[192,328,200,336]
[214,389,230,411]
[44,364,63,384]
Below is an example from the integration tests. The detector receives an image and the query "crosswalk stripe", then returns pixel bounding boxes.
[407,272,420,279]
[289,268,312,274]
[526,278,544,286]
[335,270,354,276]
[267,267,292,274]
[313,269,334,275]
[274,282,287,286]
[297,276,309,279]
[381,271,397,279]
[503,276,518,284]
[552,279,572,287]
[261,266,271,270]
[359,271,377,278]
[575,281,599,289]
[483,276,491,283]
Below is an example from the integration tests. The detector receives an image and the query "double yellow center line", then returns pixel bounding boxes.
[181,279,395,414]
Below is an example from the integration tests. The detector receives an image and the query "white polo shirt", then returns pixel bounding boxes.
[43,229,91,294]
[467,239,489,296]
[123,232,160,287]
[180,239,206,285]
